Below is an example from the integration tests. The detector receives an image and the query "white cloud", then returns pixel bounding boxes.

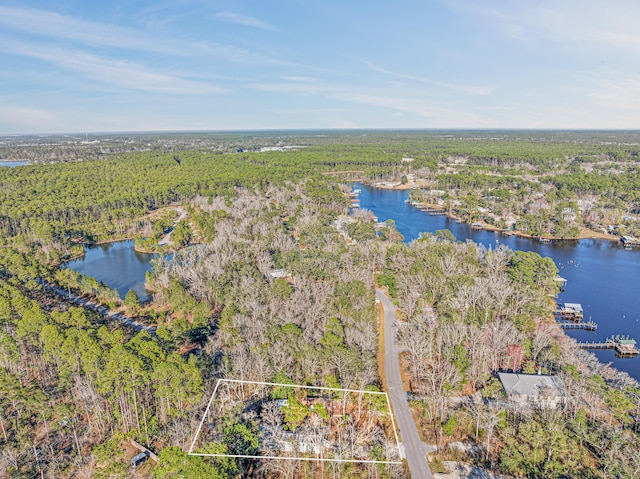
[214,10,278,31]
[10,42,223,95]
[273,108,348,114]
[0,6,179,54]
[591,79,640,111]
[328,119,358,128]
[361,60,493,95]
[282,76,317,82]
[0,102,59,133]
[249,79,338,96]
[448,0,640,53]
[0,6,283,65]
[332,92,490,126]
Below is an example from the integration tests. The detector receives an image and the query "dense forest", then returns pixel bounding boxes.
[2,131,640,478]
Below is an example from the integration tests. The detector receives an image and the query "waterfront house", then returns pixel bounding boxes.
[497,372,565,409]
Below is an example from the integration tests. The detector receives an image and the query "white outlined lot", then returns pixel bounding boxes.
[189,378,402,464]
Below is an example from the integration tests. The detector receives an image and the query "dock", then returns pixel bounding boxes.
[621,235,640,247]
[578,336,639,357]
[558,321,597,331]
[409,202,446,214]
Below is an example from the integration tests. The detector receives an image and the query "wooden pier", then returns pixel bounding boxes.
[578,336,639,357]
[410,202,446,214]
[558,321,597,331]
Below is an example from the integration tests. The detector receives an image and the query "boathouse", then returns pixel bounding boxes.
[554,277,567,288]
[615,338,638,357]
[555,303,583,319]
[621,236,640,246]
[497,372,566,409]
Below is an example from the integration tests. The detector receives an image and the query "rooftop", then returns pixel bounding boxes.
[269,269,291,279]
[498,372,565,398]
[563,303,583,312]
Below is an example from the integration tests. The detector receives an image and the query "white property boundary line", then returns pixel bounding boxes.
[188,378,402,464]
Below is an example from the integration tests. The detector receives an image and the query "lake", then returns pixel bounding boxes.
[64,240,157,302]
[355,183,640,380]
[0,161,29,167]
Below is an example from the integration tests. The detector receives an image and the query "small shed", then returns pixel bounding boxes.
[498,372,565,409]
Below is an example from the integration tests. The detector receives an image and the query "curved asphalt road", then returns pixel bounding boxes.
[377,289,433,479]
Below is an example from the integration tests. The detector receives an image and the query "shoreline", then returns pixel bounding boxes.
[369,182,623,244]
[358,181,640,386]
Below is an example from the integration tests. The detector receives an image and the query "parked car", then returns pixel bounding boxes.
[131,451,149,468]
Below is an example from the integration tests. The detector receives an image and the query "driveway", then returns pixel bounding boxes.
[377,289,433,479]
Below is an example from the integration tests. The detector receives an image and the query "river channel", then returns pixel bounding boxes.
[355,183,640,381]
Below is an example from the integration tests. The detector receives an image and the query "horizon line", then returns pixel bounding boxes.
[4,127,640,137]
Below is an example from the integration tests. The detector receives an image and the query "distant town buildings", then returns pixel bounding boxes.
[259,146,306,152]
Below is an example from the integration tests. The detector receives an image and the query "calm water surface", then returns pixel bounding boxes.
[0,161,28,167]
[356,183,640,380]
[64,240,157,302]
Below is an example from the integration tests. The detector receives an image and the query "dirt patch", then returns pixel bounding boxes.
[123,441,155,478]
[577,225,620,241]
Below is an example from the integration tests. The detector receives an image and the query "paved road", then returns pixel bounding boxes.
[158,207,187,246]
[39,279,156,335]
[377,289,433,479]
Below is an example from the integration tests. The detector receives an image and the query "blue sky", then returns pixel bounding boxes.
[1,0,640,133]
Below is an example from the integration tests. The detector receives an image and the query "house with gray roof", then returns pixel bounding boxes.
[497,372,565,409]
